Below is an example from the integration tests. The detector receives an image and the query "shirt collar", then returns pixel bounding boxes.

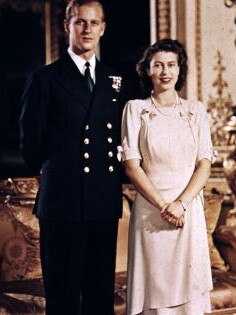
[67,47,96,80]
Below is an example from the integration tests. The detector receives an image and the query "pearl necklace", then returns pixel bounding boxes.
[150,92,180,116]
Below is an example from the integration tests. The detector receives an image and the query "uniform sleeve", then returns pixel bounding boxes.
[19,71,49,172]
[197,102,213,163]
[121,100,142,161]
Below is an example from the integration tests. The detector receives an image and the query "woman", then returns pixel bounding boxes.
[121,39,213,315]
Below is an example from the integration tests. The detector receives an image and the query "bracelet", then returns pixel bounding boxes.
[178,199,187,212]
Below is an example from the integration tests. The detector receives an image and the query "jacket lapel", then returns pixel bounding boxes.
[57,53,92,112]
[88,61,111,121]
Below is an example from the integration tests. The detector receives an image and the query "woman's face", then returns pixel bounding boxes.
[148,51,180,93]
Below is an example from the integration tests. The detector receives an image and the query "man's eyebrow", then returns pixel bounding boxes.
[74,17,102,21]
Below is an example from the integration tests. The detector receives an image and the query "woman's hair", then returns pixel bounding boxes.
[65,0,105,22]
[136,38,188,97]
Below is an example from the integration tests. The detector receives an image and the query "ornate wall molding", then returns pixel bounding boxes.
[45,1,64,64]
[157,0,171,39]
[224,0,236,46]
[0,0,44,13]
[224,0,236,7]
[149,0,157,44]
[195,0,202,100]
[0,0,63,64]
[207,51,233,147]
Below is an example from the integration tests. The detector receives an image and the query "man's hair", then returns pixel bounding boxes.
[65,0,105,21]
[136,38,188,97]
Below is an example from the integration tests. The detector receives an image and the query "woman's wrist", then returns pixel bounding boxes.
[177,199,188,211]
[159,201,168,212]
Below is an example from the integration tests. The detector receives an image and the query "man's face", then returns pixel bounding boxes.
[64,3,105,59]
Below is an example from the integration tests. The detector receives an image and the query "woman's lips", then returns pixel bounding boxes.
[160,77,172,83]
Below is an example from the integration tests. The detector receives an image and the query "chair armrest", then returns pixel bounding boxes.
[214,225,236,272]
[214,225,236,249]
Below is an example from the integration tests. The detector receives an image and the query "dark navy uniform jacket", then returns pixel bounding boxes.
[19,53,124,221]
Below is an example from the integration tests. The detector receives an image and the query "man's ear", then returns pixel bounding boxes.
[64,19,69,33]
[100,21,106,37]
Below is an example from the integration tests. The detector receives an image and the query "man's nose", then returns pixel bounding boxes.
[84,22,91,32]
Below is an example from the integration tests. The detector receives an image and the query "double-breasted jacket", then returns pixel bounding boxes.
[20,53,124,221]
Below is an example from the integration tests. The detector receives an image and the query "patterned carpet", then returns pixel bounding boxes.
[0,274,126,315]
[1,271,236,315]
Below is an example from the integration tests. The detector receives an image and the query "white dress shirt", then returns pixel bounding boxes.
[67,47,96,83]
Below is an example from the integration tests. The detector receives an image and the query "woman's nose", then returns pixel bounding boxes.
[162,65,168,74]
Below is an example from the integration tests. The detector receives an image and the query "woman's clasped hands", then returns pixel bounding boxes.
[160,200,185,228]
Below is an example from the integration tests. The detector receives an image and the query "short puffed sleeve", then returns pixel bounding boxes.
[121,100,142,161]
[197,102,213,163]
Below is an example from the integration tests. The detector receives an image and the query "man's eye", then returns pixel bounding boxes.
[91,21,99,26]
[76,20,84,25]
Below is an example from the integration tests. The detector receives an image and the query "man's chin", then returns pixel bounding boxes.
[81,43,96,51]
[72,46,96,56]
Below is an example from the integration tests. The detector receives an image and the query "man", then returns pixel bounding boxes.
[19,1,124,314]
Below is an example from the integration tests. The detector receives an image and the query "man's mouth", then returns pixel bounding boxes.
[82,37,93,41]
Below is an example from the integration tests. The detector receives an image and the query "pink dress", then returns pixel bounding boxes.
[121,97,213,315]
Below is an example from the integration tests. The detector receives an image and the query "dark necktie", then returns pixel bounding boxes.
[84,61,94,93]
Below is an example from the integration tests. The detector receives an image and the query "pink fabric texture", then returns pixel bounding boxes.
[121,98,213,315]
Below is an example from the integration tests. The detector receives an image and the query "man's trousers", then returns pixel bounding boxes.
[39,219,118,315]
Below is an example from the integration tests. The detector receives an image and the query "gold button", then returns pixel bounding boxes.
[107,137,113,143]
[107,123,112,129]
[84,167,90,173]
[108,151,113,157]
[84,138,90,144]
[84,152,90,159]
[109,166,114,172]
[85,124,89,130]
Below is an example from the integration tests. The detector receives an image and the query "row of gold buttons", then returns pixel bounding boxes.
[83,165,114,173]
[84,151,113,159]
[83,137,113,145]
[83,123,114,173]
[107,120,114,172]
[85,122,113,130]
